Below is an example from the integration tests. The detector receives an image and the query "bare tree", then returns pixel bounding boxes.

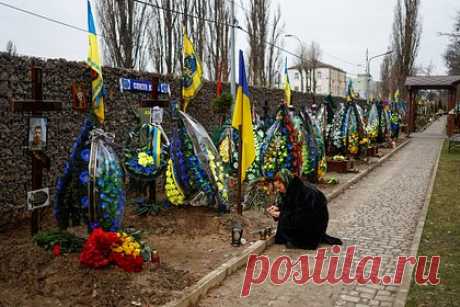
[147,0,165,74]
[415,61,435,76]
[96,0,150,69]
[265,5,284,88]
[444,10,460,75]
[308,41,322,95]
[294,43,308,92]
[149,0,181,75]
[206,0,231,81]
[246,0,270,86]
[380,51,393,98]
[188,0,207,62]
[390,0,422,95]
[298,41,322,94]
[5,40,17,56]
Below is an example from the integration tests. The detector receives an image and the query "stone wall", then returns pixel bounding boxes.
[0,53,362,210]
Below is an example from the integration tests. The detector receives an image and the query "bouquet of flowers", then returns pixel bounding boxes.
[33,230,85,256]
[80,228,149,272]
[261,104,303,179]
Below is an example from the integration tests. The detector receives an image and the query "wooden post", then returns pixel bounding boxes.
[447,88,455,136]
[407,88,416,134]
[12,64,63,235]
[31,66,43,235]
[140,76,169,205]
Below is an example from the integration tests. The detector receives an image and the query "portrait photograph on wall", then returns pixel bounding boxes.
[28,116,47,151]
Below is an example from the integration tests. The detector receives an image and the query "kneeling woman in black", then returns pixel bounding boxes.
[266,170,342,250]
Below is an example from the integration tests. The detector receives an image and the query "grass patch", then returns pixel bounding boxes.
[406,141,460,307]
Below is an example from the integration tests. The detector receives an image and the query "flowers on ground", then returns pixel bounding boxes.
[80,228,147,272]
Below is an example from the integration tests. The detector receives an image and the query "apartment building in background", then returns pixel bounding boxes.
[288,61,347,97]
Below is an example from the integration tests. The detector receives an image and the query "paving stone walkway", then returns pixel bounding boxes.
[198,117,446,307]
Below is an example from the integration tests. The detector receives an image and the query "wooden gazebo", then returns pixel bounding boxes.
[405,75,460,136]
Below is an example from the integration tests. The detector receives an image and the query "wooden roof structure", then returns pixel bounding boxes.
[405,75,460,89]
[405,75,460,136]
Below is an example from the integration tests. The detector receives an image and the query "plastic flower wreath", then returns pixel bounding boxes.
[165,159,186,205]
[215,117,264,182]
[261,104,303,179]
[366,100,390,144]
[167,107,228,211]
[297,109,319,177]
[89,129,126,232]
[54,117,94,229]
[124,124,168,181]
[335,99,368,157]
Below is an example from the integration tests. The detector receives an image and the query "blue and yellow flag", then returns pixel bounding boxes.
[182,33,203,112]
[394,90,400,101]
[152,127,161,167]
[87,0,104,124]
[284,57,291,105]
[232,50,256,182]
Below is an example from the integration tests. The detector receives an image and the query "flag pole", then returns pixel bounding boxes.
[181,0,188,112]
[237,65,243,215]
[237,126,243,215]
[230,0,236,98]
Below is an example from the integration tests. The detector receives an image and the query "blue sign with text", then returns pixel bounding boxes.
[119,78,170,95]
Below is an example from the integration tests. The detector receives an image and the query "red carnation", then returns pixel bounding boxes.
[52,243,61,256]
[80,228,120,269]
[111,252,143,273]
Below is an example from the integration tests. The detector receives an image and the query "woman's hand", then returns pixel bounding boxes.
[267,205,280,218]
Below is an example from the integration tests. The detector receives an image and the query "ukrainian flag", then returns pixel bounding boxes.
[87,0,104,124]
[394,90,400,101]
[182,33,203,112]
[232,50,256,181]
[284,57,291,105]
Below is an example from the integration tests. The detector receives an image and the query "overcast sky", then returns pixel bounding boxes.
[0,0,458,80]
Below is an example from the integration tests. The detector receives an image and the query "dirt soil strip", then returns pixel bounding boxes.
[163,139,411,307]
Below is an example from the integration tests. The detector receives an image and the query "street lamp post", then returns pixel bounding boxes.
[366,49,393,104]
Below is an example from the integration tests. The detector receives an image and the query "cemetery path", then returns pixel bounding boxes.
[197,117,446,307]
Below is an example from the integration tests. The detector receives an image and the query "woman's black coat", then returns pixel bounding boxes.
[274,176,340,250]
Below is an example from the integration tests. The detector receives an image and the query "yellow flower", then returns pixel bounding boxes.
[138,152,154,167]
[165,159,185,205]
[112,246,123,253]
